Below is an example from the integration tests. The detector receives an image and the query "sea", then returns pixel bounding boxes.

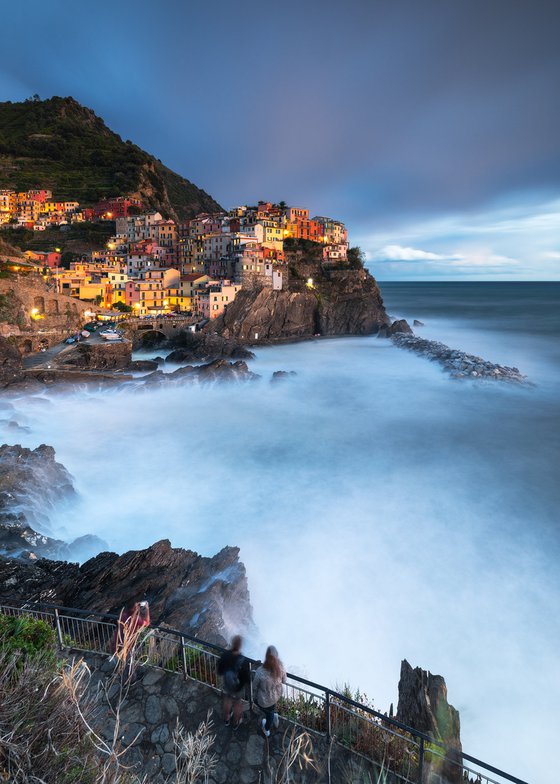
[3,281,559,784]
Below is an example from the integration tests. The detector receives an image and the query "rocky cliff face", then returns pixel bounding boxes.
[0,443,78,559]
[216,248,388,343]
[0,539,255,646]
[0,336,24,388]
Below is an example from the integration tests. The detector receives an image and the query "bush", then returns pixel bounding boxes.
[0,613,56,658]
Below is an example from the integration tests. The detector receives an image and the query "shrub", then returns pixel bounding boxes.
[0,614,56,658]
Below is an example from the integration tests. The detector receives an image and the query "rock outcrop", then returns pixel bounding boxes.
[0,336,24,388]
[397,659,462,783]
[56,340,132,370]
[215,247,388,343]
[165,331,255,363]
[142,359,259,386]
[0,539,255,646]
[0,443,76,559]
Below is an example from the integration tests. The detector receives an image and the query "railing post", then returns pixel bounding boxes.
[325,691,331,741]
[54,608,65,649]
[181,636,188,680]
[418,737,425,784]
[248,661,254,710]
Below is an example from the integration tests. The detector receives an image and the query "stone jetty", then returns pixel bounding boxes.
[391,330,528,384]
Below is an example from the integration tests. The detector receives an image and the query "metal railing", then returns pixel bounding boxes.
[0,602,529,784]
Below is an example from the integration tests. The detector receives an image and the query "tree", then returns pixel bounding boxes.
[347,246,365,269]
[112,301,132,313]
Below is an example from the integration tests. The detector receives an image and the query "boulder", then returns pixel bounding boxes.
[271,370,297,383]
[389,319,413,335]
[413,319,425,327]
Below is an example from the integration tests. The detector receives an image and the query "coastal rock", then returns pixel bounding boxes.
[0,539,255,646]
[271,370,297,382]
[389,319,413,335]
[397,660,462,783]
[0,336,24,388]
[413,319,425,327]
[165,331,255,362]
[128,359,159,372]
[0,443,76,559]
[57,340,132,370]
[173,358,258,383]
[215,247,388,342]
[142,359,259,386]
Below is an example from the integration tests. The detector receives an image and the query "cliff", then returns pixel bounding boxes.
[216,244,389,342]
[0,539,255,646]
[0,96,222,220]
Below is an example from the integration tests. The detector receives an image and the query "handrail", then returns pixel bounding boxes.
[0,600,529,784]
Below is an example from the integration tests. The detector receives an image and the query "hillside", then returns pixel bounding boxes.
[0,96,222,220]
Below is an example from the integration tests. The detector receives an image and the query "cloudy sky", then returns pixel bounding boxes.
[2,0,559,279]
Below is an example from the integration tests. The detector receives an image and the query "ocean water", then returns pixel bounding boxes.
[4,281,559,784]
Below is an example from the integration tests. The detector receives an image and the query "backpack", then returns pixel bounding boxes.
[223,655,244,692]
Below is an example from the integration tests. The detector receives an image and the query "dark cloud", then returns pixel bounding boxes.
[2,0,559,233]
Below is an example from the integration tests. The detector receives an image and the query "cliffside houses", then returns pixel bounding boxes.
[6,198,349,318]
[0,190,143,229]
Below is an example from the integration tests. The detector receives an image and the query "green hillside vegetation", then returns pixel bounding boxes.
[0,96,222,220]
[0,222,115,257]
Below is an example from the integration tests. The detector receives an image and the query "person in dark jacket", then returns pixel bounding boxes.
[217,634,250,728]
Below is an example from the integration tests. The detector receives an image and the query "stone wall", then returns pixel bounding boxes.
[0,273,94,351]
[82,653,378,784]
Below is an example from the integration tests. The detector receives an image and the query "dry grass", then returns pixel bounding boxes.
[172,711,217,784]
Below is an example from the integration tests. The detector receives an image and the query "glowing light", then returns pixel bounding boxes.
[306,278,314,288]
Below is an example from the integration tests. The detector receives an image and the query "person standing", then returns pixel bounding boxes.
[252,645,286,737]
[217,635,250,728]
[114,598,150,653]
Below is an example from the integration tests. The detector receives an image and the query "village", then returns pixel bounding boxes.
[0,189,350,319]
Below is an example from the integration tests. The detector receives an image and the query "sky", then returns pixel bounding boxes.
[1,0,559,280]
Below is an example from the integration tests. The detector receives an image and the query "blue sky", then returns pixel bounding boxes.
[1,0,559,279]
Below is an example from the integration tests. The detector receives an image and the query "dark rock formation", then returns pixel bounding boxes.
[144,359,259,386]
[0,539,255,646]
[271,370,297,383]
[413,319,425,327]
[165,331,255,362]
[128,359,159,372]
[0,444,76,559]
[57,340,132,370]
[0,336,24,388]
[214,249,388,343]
[389,319,413,335]
[391,333,529,383]
[397,660,462,783]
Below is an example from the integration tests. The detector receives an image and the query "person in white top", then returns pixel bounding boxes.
[252,645,286,737]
